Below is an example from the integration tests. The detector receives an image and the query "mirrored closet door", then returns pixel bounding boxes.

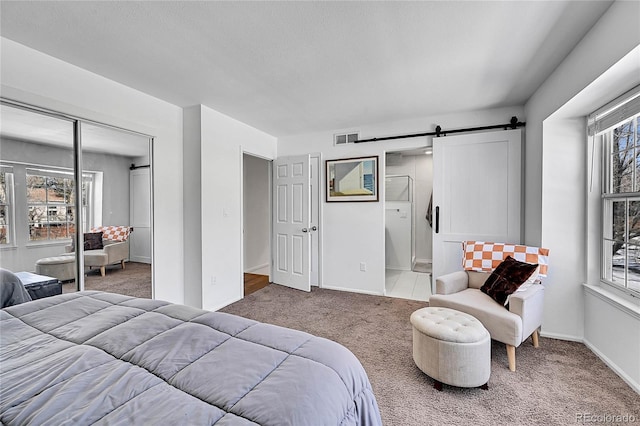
[0,102,80,294]
[0,100,153,298]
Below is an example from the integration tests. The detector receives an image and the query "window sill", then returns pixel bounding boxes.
[26,241,71,249]
[583,283,640,320]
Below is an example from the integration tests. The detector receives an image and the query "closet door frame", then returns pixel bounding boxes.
[1,98,154,292]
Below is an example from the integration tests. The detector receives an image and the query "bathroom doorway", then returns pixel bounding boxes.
[384,149,433,301]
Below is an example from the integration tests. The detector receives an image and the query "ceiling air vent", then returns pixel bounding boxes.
[334,131,359,146]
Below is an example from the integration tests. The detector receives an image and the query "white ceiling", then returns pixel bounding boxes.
[0,104,150,157]
[0,1,614,138]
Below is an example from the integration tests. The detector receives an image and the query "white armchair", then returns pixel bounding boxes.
[429,270,544,371]
[65,239,130,277]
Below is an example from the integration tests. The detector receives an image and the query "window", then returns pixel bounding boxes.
[80,174,94,233]
[597,89,640,295]
[0,166,14,245]
[26,169,76,241]
[24,168,96,242]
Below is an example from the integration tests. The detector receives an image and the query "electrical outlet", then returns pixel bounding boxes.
[360,262,366,272]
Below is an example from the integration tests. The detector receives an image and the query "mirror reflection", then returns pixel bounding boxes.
[0,103,152,300]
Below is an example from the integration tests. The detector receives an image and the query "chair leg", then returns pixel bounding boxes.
[532,329,539,348]
[100,266,106,277]
[121,260,126,270]
[506,345,516,372]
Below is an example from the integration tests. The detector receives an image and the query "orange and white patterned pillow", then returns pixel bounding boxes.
[462,241,549,277]
[91,226,131,242]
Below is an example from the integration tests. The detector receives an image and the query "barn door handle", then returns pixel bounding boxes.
[435,206,440,234]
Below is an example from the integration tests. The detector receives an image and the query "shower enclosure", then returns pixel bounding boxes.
[385,175,414,270]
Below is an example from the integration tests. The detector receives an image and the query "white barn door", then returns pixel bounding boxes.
[272,155,311,292]
[432,129,522,281]
[129,167,151,264]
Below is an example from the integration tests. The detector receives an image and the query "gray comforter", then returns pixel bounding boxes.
[0,291,382,425]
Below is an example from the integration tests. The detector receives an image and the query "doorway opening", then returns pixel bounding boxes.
[242,153,271,295]
[384,149,433,301]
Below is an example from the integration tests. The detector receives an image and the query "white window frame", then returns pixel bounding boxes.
[595,89,640,297]
[25,167,95,242]
[26,167,76,242]
[0,165,15,247]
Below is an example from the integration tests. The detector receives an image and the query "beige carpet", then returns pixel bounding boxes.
[221,284,639,426]
[61,261,151,299]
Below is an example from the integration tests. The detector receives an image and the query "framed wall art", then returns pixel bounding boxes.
[326,156,378,202]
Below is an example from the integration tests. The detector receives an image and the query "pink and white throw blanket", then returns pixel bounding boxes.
[462,241,549,277]
[91,225,131,242]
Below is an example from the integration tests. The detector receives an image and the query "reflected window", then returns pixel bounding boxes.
[26,168,76,241]
[0,165,14,245]
[25,168,93,241]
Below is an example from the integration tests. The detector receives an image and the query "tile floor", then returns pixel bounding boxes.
[250,265,432,301]
[385,269,432,301]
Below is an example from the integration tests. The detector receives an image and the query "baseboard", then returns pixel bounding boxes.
[386,266,412,272]
[207,295,243,312]
[321,285,384,296]
[583,338,640,394]
[540,330,640,394]
[539,331,583,342]
[244,263,269,274]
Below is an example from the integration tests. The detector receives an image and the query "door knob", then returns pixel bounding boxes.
[302,228,308,233]
[311,226,317,231]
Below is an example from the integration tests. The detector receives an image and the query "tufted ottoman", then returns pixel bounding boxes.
[410,306,490,390]
[35,256,75,282]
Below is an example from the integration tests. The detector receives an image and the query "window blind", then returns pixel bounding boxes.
[588,85,640,136]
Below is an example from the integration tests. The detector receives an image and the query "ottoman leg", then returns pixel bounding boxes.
[480,383,489,390]
[434,380,443,391]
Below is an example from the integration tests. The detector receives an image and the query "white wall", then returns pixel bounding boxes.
[243,154,270,273]
[196,105,277,311]
[183,105,203,308]
[525,1,640,246]
[584,285,640,393]
[0,38,185,303]
[524,1,640,391]
[540,118,587,340]
[278,106,523,295]
[524,1,640,339]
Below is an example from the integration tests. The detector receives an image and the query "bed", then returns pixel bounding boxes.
[0,291,382,425]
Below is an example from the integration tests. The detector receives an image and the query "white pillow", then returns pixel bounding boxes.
[515,265,540,293]
[502,265,541,308]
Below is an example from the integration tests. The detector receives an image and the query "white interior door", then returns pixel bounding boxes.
[272,155,311,291]
[130,167,151,264]
[310,155,320,286]
[432,129,522,281]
